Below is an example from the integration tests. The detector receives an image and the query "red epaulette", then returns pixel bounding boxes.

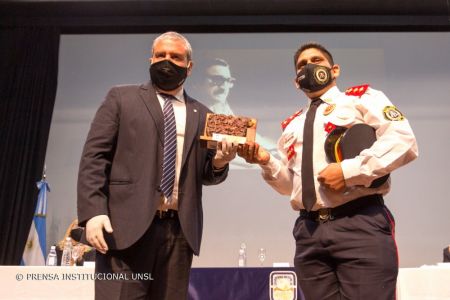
[281,109,303,131]
[345,84,369,97]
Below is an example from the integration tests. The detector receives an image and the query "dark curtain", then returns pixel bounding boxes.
[0,27,60,265]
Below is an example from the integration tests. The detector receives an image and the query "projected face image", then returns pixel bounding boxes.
[205,64,235,104]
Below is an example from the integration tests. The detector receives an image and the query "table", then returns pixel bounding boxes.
[0,266,94,300]
[396,265,450,300]
[1,265,449,299]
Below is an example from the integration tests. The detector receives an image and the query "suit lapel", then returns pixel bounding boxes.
[181,94,199,169]
[139,83,164,144]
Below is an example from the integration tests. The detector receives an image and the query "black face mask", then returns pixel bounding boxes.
[149,59,188,91]
[296,63,333,93]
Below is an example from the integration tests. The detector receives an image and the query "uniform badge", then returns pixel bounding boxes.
[283,133,296,161]
[324,121,337,134]
[314,66,329,85]
[323,104,336,116]
[383,106,404,121]
[270,271,298,300]
[287,144,296,161]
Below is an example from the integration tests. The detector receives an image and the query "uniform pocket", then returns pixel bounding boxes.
[364,205,393,235]
[292,216,305,240]
[380,206,396,234]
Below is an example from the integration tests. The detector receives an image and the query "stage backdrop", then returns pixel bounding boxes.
[45,32,450,267]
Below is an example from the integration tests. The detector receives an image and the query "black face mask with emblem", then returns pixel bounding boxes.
[150,59,188,91]
[296,63,333,93]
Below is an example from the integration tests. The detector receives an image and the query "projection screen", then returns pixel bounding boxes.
[45,32,450,267]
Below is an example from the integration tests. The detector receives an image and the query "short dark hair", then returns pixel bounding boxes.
[293,42,334,69]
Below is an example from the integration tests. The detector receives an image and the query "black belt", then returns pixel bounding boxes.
[156,209,178,219]
[299,194,383,223]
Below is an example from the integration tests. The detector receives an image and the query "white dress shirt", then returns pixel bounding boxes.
[156,89,186,211]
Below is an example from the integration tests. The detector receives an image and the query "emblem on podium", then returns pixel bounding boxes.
[269,271,297,300]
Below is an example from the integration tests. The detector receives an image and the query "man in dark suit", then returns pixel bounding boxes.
[77,32,237,300]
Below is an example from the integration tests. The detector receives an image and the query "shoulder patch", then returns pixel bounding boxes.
[281,109,303,131]
[345,84,370,97]
[383,106,405,121]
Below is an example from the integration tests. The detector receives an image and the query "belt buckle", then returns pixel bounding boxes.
[158,210,175,219]
[318,208,332,223]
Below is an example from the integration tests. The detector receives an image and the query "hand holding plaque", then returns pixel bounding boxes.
[213,139,239,169]
[200,113,257,149]
[237,141,270,165]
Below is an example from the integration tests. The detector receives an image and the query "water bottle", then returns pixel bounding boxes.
[61,237,73,266]
[238,242,247,267]
[46,245,57,266]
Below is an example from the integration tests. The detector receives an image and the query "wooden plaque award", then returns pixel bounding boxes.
[200,113,257,149]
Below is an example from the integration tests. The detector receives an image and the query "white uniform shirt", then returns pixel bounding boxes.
[261,85,418,211]
[156,89,186,211]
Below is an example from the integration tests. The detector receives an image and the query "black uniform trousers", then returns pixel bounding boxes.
[293,195,398,300]
[94,211,194,300]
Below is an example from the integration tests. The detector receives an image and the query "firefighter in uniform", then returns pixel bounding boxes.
[238,42,418,300]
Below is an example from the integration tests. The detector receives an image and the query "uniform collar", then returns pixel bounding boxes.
[314,86,341,105]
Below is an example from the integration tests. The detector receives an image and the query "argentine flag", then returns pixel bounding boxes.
[22,179,50,265]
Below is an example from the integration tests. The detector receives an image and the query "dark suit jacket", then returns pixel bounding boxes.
[77,82,228,255]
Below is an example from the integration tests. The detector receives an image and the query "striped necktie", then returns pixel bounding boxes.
[301,98,322,211]
[160,94,177,201]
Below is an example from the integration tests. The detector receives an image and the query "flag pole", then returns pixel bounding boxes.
[22,164,49,265]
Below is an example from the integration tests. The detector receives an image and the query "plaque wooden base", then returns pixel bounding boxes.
[200,113,257,149]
